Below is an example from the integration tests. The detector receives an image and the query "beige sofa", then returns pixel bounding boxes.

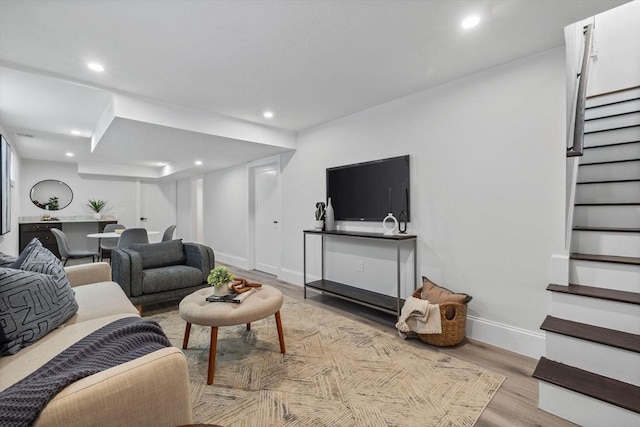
[0,262,193,426]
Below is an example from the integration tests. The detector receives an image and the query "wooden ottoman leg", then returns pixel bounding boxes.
[274,311,286,354]
[246,323,251,331]
[207,326,219,385]
[182,322,192,349]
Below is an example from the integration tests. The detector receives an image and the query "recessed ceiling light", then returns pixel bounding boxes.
[263,111,274,119]
[195,160,203,166]
[87,62,105,72]
[461,15,480,29]
[66,152,74,157]
[157,162,168,167]
[70,130,81,135]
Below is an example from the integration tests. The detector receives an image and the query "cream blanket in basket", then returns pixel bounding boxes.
[395,296,442,336]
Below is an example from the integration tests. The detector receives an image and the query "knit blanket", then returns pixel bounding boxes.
[0,316,171,427]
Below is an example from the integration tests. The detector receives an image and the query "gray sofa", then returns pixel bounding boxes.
[111,239,214,308]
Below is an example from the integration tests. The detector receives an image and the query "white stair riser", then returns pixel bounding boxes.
[551,292,640,334]
[545,333,640,386]
[584,112,640,133]
[539,382,640,427]
[575,181,640,204]
[572,230,640,258]
[573,205,640,228]
[579,161,640,182]
[582,142,640,163]
[570,259,640,292]
[584,126,640,147]
[585,99,640,120]
[587,88,640,108]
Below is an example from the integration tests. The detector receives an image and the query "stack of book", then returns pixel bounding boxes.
[206,288,256,304]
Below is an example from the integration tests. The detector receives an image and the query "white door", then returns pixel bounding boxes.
[139,181,176,242]
[254,164,280,275]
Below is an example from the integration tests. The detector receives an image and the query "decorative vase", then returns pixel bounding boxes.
[213,283,230,296]
[314,220,324,230]
[382,212,398,235]
[325,197,335,231]
[93,212,102,220]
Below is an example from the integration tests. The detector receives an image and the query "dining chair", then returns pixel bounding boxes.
[100,224,126,262]
[117,228,149,249]
[50,228,99,266]
[161,224,176,242]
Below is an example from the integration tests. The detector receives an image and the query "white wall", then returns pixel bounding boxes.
[276,48,566,357]
[20,160,139,225]
[587,0,640,95]
[0,125,20,255]
[202,164,249,267]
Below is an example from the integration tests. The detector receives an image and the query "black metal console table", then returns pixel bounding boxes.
[303,229,418,317]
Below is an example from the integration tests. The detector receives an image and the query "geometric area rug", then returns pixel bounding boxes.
[148,296,505,427]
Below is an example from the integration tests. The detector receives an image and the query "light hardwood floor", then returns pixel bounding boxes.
[139,264,577,427]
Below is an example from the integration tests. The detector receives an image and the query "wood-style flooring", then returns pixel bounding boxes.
[137,264,577,427]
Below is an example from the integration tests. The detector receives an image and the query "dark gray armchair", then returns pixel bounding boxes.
[111,239,214,308]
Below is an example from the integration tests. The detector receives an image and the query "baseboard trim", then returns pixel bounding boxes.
[216,252,249,270]
[280,266,545,358]
[467,315,546,359]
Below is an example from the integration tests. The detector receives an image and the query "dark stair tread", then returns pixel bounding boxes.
[585,110,640,122]
[580,158,640,166]
[573,226,640,233]
[575,202,640,206]
[577,178,640,184]
[547,283,640,305]
[585,96,640,110]
[584,124,639,135]
[540,316,640,353]
[583,140,639,150]
[570,253,640,265]
[533,357,640,414]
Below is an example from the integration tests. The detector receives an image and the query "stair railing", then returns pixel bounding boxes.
[567,23,593,157]
[565,23,593,250]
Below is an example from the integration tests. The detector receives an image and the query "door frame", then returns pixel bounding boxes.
[247,155,282,275]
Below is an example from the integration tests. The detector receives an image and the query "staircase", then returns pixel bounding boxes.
[533,86,640,426]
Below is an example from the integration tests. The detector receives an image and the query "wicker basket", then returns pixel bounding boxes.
[411,289,468,347]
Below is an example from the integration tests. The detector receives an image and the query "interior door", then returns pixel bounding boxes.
[254,164,280,275]
[139,181,177,242]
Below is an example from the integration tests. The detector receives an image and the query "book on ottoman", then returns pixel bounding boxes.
[206,288,255,303]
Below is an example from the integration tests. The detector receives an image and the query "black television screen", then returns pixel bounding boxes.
[326,155,410,222]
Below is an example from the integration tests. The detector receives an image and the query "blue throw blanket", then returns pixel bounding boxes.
[0,317,171,427]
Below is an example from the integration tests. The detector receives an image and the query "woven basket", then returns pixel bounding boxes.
[411,289,468,347]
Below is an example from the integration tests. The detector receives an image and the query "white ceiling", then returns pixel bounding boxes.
[0,0,630,180]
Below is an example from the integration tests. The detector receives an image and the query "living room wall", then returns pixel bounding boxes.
[285,47,566,357]
[202,47,567,358]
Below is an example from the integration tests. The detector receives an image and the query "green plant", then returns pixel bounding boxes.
[207,266,234,288]
[46,197,59,210]
[315,202,326,220]
[86,199,107,213]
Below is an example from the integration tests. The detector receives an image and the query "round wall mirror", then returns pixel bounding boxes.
[30,180,73,211]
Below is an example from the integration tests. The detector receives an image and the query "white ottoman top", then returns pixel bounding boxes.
[179,285,283,327]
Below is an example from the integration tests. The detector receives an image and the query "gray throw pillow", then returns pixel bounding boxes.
[9,238,41,269]
[130,239,185,269]
[0,240,78,355]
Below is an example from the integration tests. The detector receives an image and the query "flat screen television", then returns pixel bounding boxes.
[326,155,410,222]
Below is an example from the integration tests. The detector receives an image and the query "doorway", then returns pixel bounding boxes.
[248,157,281,276]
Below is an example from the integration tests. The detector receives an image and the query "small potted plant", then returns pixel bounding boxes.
[207,266,234,296]
[314,202,326,230]
[87,199,107,219]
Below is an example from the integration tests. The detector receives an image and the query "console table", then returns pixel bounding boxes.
[303,229,417,317]
[19,220,117,258]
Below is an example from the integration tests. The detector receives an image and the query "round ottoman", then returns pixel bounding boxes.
[179,284,285,384]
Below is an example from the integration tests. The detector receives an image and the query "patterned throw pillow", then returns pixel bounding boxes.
[0,239,78,355]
